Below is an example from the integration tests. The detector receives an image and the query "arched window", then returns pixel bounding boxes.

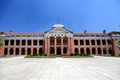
[92,48,96,55]
[33,48,37,55]
[75,48,78,53]
[86,48,90,54]
[21,48,25,55]
[16,48,19,55]
[80,48,84,54]
[27,48,31,55]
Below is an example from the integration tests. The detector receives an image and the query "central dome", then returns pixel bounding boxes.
[53,24,64,28]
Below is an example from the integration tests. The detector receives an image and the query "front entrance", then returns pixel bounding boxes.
[57,47,61,56]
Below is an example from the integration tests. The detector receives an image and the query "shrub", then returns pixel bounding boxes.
[86,53,90,56]
[79,53,82,56]
[70,53,74,56]
[74,53,79,56]
[39,53,43,56]
[118,40,120,45]
[0,40,4,46]
[43,54,47,56]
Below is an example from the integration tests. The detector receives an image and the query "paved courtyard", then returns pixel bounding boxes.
[0,56,120,80]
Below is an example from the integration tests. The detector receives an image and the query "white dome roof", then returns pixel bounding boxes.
[53,24,64,28]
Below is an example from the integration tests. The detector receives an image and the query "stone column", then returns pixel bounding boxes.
[25,39,28,55]
[48,38,50,55]
[84,48,86,54]
[8,40,10,56]
[71,38,74,53]
[54,37,57,55]
[89,39,92,55]
[106,39,108,55]
[100,39,103,55]
[37,39,39,55]
[31,39,33,55]
[113,39,119,56]
[61,37,63,55]
[67,37,70,55]
[95,39,98,55]
[19,40,22,55]
[13,48,15,56]
[78,39,80,54]
[84,39,86,54]
[13,40,16,55]
[44,38,47,54]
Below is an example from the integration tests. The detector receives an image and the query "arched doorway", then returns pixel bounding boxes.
[63,47,67,54]
[98,48,101,55]
[50,47,54,54]
[21,48,25,55]
[86,48,90,55]
[27,48,31,55]
[80,48,84,54]
[57,47,61,55]
[16,48,19,55]
[103,48,107,54]
[108,48,114,56]
[4,48,8,56]
[75,48,78,53]
[33,48,37,55]
[92,48,96,55]
[10,48,13,55]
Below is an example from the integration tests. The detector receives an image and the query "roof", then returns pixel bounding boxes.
[52,24,64,28]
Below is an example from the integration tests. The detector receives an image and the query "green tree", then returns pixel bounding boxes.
[0,40,4,46]
[118,40,120,45]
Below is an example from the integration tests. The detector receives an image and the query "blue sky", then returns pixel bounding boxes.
[0,0,120,33]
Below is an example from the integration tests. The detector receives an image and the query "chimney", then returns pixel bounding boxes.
[84,30,87,34]
[9,30,13,35]
[103,30,106,34]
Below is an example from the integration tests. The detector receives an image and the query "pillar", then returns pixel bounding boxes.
[61,37,63,55]
[31,39,33,55]
[100,39,103,55]
[106,39,108,55]
[54,37,57,55]
[113,39,119,56]
[37,39,39,55]
[84,39,86,54]
[67,37,70,55]
[71,38,74,53]
[8,40,10,56]
[78,39,80,54]
[45,38,48,54]
[48,38,50,55]
[95,39,98,55]
[89,39,92,55]
[13,40,16,55]
[19,39,22,55]
[13,48,15,56]
[25,39,28,55]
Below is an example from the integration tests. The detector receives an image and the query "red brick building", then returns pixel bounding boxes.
[0,24,120,56]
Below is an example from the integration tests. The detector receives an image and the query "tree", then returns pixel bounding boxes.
[0,40,4,56]
[0,40,4,46]
[118,40,120,45]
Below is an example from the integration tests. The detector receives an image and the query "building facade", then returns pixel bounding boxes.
[0,24,120,56]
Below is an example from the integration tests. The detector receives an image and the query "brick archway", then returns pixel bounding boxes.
[27,48,31,55]
[21,48,25,55]
[33,48,37,55]
[16,48,19,55]
[92,48,96,55]
[10,48,13,55]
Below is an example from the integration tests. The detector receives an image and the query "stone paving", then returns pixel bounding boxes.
[0,56,120,80]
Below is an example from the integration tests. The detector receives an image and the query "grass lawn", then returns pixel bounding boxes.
[62,56,94,58]
[25,55,93,58]
[25,55,56,58]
